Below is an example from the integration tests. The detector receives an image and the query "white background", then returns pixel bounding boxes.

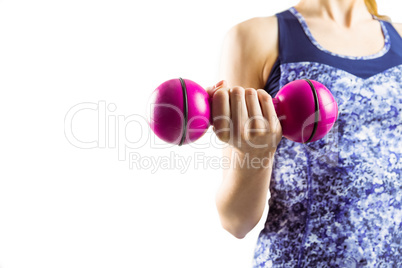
[0,1,400,267]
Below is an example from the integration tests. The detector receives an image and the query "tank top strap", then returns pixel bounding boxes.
[264,8,319,97]
[381,20,402,57]
[264,9,304,97]
[274,8,318,64]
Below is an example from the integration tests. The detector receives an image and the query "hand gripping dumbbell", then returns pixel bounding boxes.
[148,78,338,145]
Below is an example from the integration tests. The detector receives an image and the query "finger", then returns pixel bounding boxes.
[206,86,214,97]
[208,80,229,97]
[230,86,248,139]
[257,89,280,133]
[212,87,231,142]
[245,88,266,135]
[220,80,229,88]
[245,88,263,117]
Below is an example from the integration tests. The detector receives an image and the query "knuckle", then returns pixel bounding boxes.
[245,88,257,96]
[257,89,272,102]
[249,121,267,136]
[213,87,228,99]
[213,114,231,124]
[247,116,260,127]
[275,124,283,135]
[230,86,245,96]
[270,122,281,135]
[215,130,230,143]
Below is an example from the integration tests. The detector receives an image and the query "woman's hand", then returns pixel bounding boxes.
[206,80,282,158]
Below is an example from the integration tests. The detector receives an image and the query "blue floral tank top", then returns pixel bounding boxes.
[254,7,402,268]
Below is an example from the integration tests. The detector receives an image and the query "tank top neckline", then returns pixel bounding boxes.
[288,6,391,60]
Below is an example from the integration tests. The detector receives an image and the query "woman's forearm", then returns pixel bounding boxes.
[215,147,275,239]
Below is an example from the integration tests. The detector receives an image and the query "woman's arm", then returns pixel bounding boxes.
[212,16,280,239]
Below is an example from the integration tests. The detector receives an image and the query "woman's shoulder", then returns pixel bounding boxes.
[223,16,279,86]
[233,15,278,31]
[227,16,278,47]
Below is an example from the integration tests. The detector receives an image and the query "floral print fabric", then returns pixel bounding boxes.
[253,10,402,267]
[254,62,402,267]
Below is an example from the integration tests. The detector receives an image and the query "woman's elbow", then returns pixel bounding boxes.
[218,214,259,239]
[223,223,248,239]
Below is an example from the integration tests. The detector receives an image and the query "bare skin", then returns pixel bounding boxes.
[209,0,402,239]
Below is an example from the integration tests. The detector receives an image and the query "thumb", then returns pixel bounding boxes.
[206,80,228,97]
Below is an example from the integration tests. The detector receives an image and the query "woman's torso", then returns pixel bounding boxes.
[254,7,402,268]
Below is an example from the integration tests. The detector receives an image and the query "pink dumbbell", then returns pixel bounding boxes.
[148,78,338,145]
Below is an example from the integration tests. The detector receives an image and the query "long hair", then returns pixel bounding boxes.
[364,0,391,21]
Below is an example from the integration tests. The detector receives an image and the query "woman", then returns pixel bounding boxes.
[208,0,402,266]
